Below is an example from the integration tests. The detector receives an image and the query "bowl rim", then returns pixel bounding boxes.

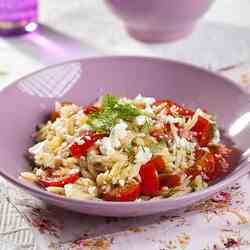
[0,55,250,208]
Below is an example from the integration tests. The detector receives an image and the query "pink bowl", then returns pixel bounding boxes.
[105,0,215,43]
[0,56,249,217]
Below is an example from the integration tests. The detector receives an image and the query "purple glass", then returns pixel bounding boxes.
[0,0,38,36]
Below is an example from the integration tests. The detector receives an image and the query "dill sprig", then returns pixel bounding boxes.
[88,94,141,132]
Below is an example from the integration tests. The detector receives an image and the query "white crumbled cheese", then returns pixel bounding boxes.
[119,179,125,187]
[69,168,80,175]
[88,186,97,196]
[144,104,154,115]
[110,121,128,140]
[35,168,44,177]
[135,146,152,166]
[173,137,196,152]
[159,112,186,126]
[29,141,46,155]
[60,104,80,118]
[76,124,92,134]
[134,94,155,105]
[135,115,147,126]
[99,121,129,155]
[74,137,85,145]
[51,119,68,136]
[98,137,116,156]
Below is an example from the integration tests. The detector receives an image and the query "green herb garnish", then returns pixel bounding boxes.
[88,94,141,132]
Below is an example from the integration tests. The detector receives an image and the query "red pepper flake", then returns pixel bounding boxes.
[224,238,239,248]
[211,191,232,203]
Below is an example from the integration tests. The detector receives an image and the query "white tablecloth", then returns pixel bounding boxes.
[1,1,250,249]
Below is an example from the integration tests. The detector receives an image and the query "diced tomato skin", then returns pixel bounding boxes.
[139,161,160,196]
[83,106,100,115]
[154,100,194,116]
[200,153,216,181]
[194,149,205,159]
[208,145,231,178]
[159,174,181,188]
[191,116,213,147]
[213,154,231,178]
[178,109,194,117]
[51,111,60,121]
[39,173,80,188]
[103,182,141,202]
[155,99,194,117]
[70,133,106,157]
[209,144,232,158]
[186,151,228,183]
[185,167,201,180]
[151,155,166,172]
[155,99,173,105]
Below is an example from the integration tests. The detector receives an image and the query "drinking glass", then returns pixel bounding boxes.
[0,0,38,36]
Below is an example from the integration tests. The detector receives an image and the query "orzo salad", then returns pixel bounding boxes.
[21,94,232,202]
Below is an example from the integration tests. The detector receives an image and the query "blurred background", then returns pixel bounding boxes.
[0,0,250,89]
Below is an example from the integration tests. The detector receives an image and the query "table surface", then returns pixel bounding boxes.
[1,1,250,249]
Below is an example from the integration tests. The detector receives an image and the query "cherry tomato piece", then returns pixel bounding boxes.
[209,144,232,158]
[209,144,232,179]
[39,173,80,188]
[154,100,194,116]
[70,133,106,157]
[186,167,202,180]
[200,153,216,181]
[139,160,160,196]
[191,116,213,147]
[151,155,166,172]
[186,152,216,182]
[103,182,141,202]
[83,105,100,115]
[159,174,181,188]
[51,111,60,122]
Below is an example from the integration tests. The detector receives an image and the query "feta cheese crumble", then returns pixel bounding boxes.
[134,94,155,105]
[98,121,128,155]
[29,141,46,155]
[135,146,152,166]
[135,115,147,126]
